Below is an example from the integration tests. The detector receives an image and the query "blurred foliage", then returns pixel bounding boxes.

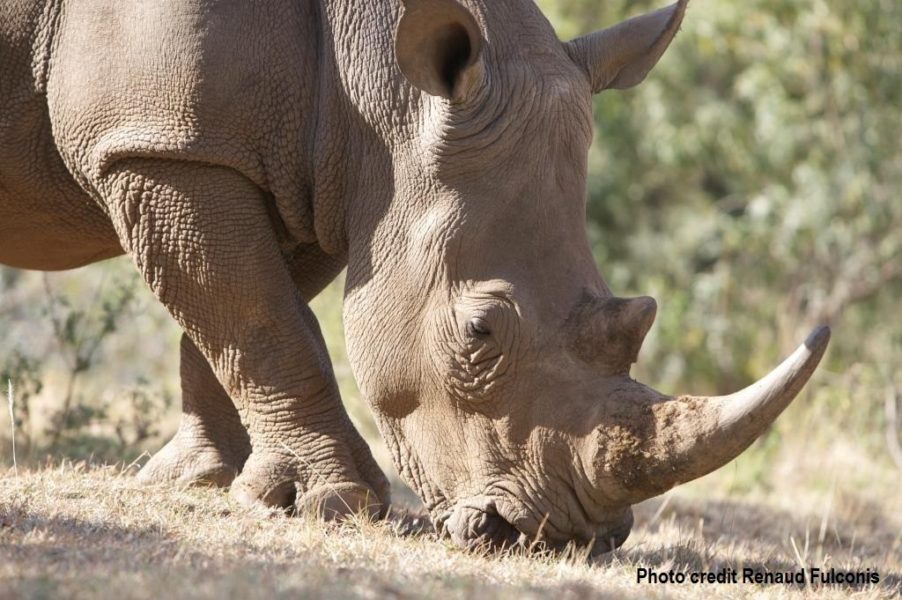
[1,264,177,464]
[540,0,901,397]
[539,0,902,482]
[1,351,42,458]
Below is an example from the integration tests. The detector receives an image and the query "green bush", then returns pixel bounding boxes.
[542,0,901,443]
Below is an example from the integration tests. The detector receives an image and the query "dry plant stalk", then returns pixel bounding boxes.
[6,379,16,476]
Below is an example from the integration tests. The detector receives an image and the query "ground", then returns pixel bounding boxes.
[1,464,898,599]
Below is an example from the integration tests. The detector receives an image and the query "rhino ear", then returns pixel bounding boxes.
[395,0,484,100]
[565,0,687,93]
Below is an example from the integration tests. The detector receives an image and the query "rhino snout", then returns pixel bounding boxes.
[441,494,634,556]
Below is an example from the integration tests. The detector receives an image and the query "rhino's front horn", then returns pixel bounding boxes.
[617,326,830,503]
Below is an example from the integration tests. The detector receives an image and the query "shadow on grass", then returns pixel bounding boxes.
[0,508,627,599]
[604,494,902,592]
[2,481,898,597]
[1,509,178,567]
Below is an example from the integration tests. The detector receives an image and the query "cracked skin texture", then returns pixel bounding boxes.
[0,0,760,552]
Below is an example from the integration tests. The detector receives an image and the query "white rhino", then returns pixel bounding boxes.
[0,0,829,553]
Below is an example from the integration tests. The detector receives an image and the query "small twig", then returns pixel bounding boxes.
[789,535,810,590]
[122,450,151,475]
[817,476,836,553]
[6,380,16,477]
[885,384,902,470]
[528,512,551,554]
[649,491,673,526]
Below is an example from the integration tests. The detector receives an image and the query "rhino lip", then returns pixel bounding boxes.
[490,492,634,556]
[441,497,588,554]
[439,496,631,557]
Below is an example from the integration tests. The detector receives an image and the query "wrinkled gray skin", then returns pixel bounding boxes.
[1,0,829,553]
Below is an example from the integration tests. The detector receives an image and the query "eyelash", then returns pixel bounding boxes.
[467,317,491,337]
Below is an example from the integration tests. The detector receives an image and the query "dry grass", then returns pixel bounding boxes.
[1,463,899,599]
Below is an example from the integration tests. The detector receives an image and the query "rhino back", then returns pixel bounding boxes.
[48,0,322,243]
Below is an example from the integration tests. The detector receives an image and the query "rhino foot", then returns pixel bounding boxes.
[138,429,248,488]
[228,449,389,520]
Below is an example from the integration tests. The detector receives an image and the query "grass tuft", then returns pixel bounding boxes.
[5,379,15,477]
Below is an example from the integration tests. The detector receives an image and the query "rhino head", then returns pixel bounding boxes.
[335,0,829,553]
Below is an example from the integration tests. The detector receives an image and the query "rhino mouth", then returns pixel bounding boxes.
[439,494,632,556]
[440,497,523,551]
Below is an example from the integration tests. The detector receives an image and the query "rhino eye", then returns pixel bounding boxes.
[466,317,491,337]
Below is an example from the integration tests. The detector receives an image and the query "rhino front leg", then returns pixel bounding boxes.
[101,159,389,518]
[140,244,349,487]
[138,333,251,487]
